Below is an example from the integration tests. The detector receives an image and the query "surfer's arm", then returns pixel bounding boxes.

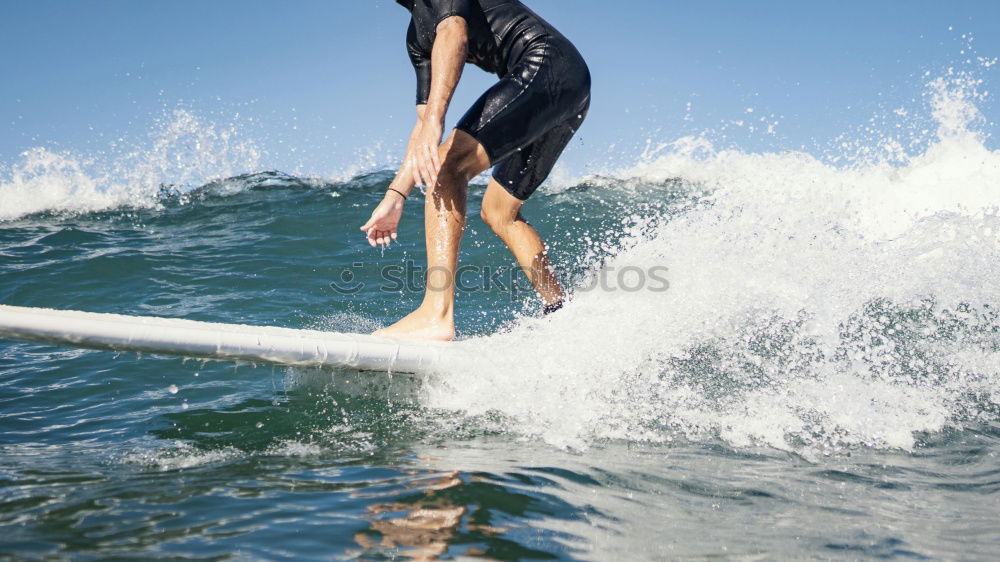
[362,16,468,248]
[360,106,429,248]
[387,105,429,199]
[423,16,467,131]
[405,15,468,190]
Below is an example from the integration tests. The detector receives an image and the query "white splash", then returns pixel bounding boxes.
[427,72,1000,453]
[0,109,260,221]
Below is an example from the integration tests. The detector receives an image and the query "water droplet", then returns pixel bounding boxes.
[168,384,179,394]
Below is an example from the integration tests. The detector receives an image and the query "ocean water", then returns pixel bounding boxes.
[1,73,999,560]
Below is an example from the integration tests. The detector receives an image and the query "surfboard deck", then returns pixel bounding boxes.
[0,305,449,374]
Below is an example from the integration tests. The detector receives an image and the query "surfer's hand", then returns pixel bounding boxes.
[406,117,444,190]
[360,194,404,248]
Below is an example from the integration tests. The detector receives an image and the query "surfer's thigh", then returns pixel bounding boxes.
[455,42,590,200]
[437,129,492,183]
[492,104,588,200]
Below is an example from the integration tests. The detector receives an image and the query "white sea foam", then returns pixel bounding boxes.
[0,109,260,221]
[427,72,1000,452]
[121,440,242,471]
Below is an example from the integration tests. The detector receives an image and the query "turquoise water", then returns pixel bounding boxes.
[2,76,1000,559]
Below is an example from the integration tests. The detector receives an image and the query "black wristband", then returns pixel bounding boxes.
[387,188,407,200]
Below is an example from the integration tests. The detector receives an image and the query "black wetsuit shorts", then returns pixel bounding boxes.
[400,0,591,200]
[457,39,590,200]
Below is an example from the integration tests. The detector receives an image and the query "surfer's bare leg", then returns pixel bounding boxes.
[375,130,490,341]
[480,179,565,307]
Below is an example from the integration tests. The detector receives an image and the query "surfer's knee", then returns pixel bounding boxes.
[479,205,497,230]
[480,202,517,234]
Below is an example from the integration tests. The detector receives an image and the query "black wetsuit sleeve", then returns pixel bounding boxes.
[406,20,431,105]
[428,0,476,26]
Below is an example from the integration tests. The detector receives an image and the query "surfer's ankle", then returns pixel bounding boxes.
[417,301,454,319]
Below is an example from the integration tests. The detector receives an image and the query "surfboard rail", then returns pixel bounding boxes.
[0,305,446,374]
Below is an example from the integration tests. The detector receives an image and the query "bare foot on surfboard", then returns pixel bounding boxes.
[374,305,455,341]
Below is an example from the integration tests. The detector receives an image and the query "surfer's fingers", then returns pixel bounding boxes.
[409,156,423,188]
[429,144,442,186]
[418,159,431,189]
[430,141,441,170]
[415,148,428,187]
[390,232,398,241]
[420,146,436,189]
[424,143,440,184]
[415,155,429,190]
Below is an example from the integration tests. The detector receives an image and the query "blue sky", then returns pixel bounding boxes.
[1,0,998,178]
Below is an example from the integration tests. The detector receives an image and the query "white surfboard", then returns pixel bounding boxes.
[0,305,450,374]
